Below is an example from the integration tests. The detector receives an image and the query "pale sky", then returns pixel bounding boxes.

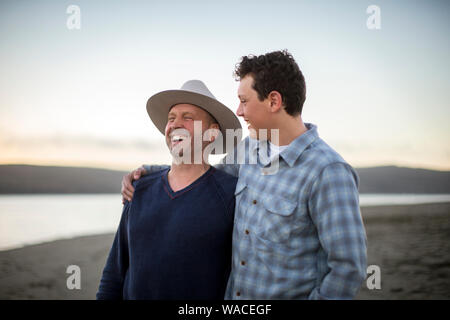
[1,0,449,171]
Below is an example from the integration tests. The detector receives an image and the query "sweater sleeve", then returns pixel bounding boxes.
[96,201,131,300]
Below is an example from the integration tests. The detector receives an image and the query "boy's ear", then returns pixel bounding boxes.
[268,91,282,113]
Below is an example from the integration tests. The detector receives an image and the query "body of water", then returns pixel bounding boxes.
[0,194,123,251]
[0,193,449,251]
[360,194,450,206]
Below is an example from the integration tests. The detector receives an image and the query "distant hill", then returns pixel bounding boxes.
[356,166,450,194]
[0,164,449,194]
[0,165,127,194]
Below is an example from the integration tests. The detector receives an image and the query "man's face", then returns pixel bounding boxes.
[236,75,270,139]
[164,103,218,160]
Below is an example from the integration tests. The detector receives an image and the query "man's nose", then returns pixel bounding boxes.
[166,120,183,136]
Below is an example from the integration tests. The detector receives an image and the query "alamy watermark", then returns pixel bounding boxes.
[66,265,81,290]
[366,265,381,290]
[367,5,381,30]
[66,5,81,30]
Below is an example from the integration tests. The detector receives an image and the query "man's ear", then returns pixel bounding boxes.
[207,123,220,142]
[268,91,282,113]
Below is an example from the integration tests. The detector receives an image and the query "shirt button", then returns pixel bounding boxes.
[252,199,257,205]
[245,229,249,235]
[236,292,241,297]
[241,261,246,266]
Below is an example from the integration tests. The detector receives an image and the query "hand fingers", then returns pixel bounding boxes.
[121,166,145,203]
[121,174,135,192]
[134,167,145,179]
[122,188,134,201]
[121,173,135,202]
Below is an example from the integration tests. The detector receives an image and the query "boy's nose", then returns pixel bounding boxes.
[236,104,244,117]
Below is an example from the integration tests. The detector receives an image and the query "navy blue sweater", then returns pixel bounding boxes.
[97,166,237,300]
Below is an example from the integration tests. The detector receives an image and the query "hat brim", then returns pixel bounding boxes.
[146,89,242,155]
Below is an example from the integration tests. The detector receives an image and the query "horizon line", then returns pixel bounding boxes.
[1,162,449,173]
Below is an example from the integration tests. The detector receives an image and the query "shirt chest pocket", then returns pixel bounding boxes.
[254,194,298,244]
[234,181,305,244]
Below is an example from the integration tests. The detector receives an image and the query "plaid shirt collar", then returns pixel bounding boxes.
[250,123,319,167]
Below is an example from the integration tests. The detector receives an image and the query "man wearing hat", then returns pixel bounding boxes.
[97,80,241,300]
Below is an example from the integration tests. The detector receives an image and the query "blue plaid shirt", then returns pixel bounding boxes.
[143,123,367,300]
[216,123,367,300]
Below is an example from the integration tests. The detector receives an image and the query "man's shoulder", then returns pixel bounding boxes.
[210,167,238,195]
[211,167,238,185]
[132,168,168,191]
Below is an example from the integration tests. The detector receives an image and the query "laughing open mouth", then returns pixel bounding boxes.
[171,135,189,143]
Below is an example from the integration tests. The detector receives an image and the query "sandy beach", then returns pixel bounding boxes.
[1,202,449,300]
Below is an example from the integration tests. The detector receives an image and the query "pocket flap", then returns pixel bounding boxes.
[261,196,297,216]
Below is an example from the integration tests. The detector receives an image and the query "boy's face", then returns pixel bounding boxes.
[236,75,271,139]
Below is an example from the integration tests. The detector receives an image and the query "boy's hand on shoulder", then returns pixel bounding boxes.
[121,166,147,203]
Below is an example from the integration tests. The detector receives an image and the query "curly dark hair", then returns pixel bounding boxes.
[234,50,306,116]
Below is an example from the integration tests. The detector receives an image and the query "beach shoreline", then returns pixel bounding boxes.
[1,202,449,300]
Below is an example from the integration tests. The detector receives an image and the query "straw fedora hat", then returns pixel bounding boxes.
[146,80,242,154]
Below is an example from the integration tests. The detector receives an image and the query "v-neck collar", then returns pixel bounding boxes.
[162,166,215,199]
